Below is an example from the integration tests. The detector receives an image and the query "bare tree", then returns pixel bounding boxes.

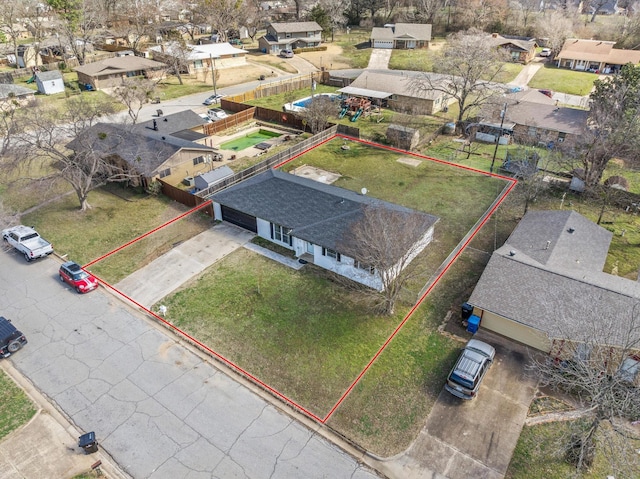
[529,300,640,475]
[563,64,640,189]
[157,39,192,85]
[337,205,436,315]
[8,95,132,211]
[299,95,340,134]
[534,11,575,57]
[318,0,347,39]
[112,77,157,124]
[238,0,268,41]
[514,0,539,29]
[202,0,244,42]
[410,29,510,128]
[0,3,27,68]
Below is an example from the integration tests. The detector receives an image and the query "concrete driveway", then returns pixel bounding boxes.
[0,251,381,479]
[379,332,536,479]
[115,222,254,309]
[367,49,391,69]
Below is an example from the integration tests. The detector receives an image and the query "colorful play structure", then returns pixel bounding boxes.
[339,97,372,122]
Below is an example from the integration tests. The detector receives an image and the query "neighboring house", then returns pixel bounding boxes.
[556,38,640,73]
[66,112,216,187]
[370,23,432,49]
[490,33,537,63]
[0,84,35,105]
[194,165,234,191]
[35,70,65,95]
[467,210,640,356]
[17,44,42,68]
[478,92,588,146]
[0,24,30,42]
[339,70,453,115]
[210,169,438,290]
[74,56,166,90]
[149,42,247,76]
[258,21,322,55]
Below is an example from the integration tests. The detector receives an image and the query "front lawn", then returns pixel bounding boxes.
[21,187,211,283]
[527,65,598,96]
[0,369,37,441]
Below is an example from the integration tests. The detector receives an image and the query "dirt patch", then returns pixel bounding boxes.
[298,43,350,70]
[290,165,341,184]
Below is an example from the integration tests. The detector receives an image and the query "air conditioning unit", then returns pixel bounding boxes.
[183,176,195,187]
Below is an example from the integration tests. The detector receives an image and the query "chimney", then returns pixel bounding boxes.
[153,119,158,131]
[545,240,551,250]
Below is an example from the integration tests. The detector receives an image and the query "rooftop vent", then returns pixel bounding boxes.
[509,250,516,256]
[568,227,575,233]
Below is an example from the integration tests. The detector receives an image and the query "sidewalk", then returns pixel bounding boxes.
[0,361,129,479]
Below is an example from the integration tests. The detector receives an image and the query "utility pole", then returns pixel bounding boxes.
[209,54,217,95]
[490,102,508,173]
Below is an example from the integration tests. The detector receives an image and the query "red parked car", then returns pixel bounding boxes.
[59,261,99,294]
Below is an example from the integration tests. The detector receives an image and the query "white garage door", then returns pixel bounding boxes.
[373,41,393,49]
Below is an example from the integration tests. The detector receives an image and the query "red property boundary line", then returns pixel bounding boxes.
[84,135,516,425]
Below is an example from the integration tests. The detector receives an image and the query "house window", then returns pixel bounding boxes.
[271,224,291,245]
[322,247,341,262]
[193,156,205,165]
[286,33,291,38]
[194,59,203,69]
[528,126,537,137]
[355,261,375,274]
[158,168,171,178]
[308,32,314,37]
[558,132,566,143]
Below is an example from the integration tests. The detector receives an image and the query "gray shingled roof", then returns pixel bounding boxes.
[491,34,536,52]
[347,70,447,101]
[370,23,432,42]
[468,210,640,347]
[211,169,438,255]
[135,110,208,136]
[269,22,321,33]
[74,56,166,76]
[66,123,213,176]
[36,70,63,81]
[0,84,35,99]
[503,102,588,135]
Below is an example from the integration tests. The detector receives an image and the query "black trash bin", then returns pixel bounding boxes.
[461,302,474,321]
[79,431,99,454]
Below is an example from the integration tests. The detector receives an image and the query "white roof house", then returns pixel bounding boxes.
[149,42,247,70]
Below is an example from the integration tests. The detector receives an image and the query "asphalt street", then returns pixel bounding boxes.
[0,250,380,479]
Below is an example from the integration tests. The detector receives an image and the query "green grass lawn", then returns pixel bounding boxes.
[155,137,509,453]
[0,369,37,441]
[507,419,640,478]
[528,65,598,96]
[21,187,212,283]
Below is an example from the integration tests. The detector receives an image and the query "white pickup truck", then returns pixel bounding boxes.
[2,225,54,262]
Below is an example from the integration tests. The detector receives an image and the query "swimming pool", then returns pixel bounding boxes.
[219,129,282,151]
[286,93,341,112]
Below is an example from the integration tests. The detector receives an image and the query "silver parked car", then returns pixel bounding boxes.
[445,339,495,400]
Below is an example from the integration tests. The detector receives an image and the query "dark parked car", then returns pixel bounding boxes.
[59,261,99,294]
[0,316,27,358]
[445,339,495,400]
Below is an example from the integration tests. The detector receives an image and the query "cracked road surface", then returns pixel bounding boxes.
[0,252,380,479]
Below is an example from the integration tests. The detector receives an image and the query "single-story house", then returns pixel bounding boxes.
[478,91,588,147]
[258,21,322,55]
[370,23,432,49]
[194,165,233,191]
[210,169,438,290]
[66,114,217,187]
[74,56,167,90]
[555,38,640,73]
[466,210,640,356]
[35,70,65,95]
[0,84,36,105]
[149,42,247,76]
[339,70,453,115]
[0,24,31,42]
[490,33,537,63]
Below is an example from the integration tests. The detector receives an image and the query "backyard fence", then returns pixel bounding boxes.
[196,125,339,201]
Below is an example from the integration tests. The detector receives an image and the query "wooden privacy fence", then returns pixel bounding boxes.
[196,125,339,201]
